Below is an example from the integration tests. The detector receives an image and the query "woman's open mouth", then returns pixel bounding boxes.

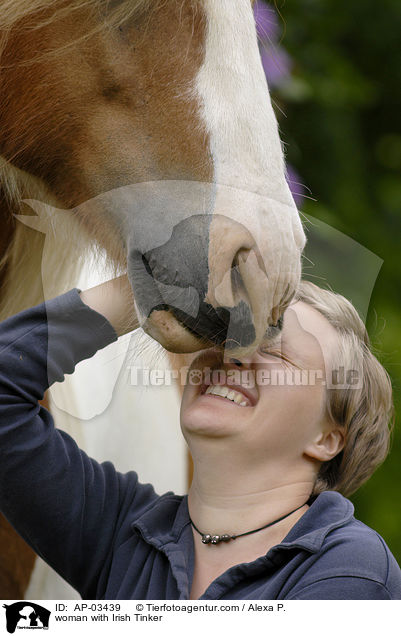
[200,384,255,407]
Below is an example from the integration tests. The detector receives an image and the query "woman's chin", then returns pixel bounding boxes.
[180,393,250,437]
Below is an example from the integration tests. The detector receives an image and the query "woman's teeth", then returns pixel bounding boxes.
[205,385,249,407]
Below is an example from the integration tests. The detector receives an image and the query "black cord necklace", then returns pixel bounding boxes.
[189,501,308,545]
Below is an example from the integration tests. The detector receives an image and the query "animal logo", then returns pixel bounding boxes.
[2,602,50,633]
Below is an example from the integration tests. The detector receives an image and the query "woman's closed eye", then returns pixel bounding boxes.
[259,347,287,361]
[258,346,303,370]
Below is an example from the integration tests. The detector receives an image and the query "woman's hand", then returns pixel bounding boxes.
[79,275,139,337]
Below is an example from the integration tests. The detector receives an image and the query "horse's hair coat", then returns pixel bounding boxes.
[0,0,153,32]
[0,0,168,319]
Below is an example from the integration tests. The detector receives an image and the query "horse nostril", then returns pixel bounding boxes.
[230,265,243,297]
[230,249,249,302]
[264,314,284,341]
[142,254,153,277]
[277,315,284,330]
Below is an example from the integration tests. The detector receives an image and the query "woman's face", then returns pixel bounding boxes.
[180,301,341,466]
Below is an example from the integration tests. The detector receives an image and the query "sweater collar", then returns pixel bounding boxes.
[274,490,355,553]
[131,490,355,555]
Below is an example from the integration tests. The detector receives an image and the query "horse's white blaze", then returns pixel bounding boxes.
[197,0,294,203]
[195,0,306,344]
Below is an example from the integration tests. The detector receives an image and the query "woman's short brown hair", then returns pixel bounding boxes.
[295,280,394,497]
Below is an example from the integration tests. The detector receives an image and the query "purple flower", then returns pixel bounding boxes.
[253,1,281,42]
[286,164,306,208]
[260,44,293,87]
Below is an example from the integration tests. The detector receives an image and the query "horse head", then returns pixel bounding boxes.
[0,0,305,356]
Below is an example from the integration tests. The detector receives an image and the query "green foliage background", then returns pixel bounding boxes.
[266,0,401,559]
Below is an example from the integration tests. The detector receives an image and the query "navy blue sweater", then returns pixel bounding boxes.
[0,289,400,600]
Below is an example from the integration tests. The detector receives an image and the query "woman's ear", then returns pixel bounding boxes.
[304,425,345,462]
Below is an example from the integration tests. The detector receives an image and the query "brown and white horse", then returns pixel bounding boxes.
[0,0,305,598]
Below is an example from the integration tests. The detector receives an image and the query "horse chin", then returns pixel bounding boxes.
[143,309,209,354]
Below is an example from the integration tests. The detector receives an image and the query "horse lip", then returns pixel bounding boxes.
[200,382,257,406]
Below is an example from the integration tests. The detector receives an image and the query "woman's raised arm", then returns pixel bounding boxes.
[0,279,157,598]
[79,274,138,337]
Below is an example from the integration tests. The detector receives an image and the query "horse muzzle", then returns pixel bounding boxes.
[127,213,298,356]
